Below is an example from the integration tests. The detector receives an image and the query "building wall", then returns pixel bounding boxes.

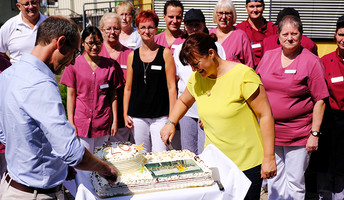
[0,1,20,27]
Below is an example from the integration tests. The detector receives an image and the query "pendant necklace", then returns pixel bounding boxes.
[142,61,150,84]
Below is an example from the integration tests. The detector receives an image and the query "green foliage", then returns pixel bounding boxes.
[157,29,165,34]
[59,83,67,115]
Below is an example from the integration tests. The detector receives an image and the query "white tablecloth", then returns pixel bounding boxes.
[64,144,251,200]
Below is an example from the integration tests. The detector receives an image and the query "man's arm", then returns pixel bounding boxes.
[74,147,118,184]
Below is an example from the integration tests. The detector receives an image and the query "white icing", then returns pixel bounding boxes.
[92,144,213,198]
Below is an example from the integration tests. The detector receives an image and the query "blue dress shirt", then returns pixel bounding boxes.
[0,53,85,189]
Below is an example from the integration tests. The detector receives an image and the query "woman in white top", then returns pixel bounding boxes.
[174,8,225,154]
[115,1,142,49]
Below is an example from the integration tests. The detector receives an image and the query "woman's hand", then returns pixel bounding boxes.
[306,135,319,153]
[160,123,176,146]
[261,155,277,179]
[111,123,118,136]
[124,115,133,129]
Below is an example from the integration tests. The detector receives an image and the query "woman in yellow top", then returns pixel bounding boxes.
[160,32,276,200]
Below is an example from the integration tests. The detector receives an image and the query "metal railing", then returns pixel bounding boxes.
[82,0,153,30]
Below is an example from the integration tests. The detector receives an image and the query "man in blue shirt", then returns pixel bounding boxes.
[0,16,118,199]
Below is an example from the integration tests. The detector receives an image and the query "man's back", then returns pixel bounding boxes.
[0,53,84,188]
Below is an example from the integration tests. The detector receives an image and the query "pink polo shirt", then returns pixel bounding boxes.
[236,19,277,64]
[261,34,318,58]
[0,54,11,153]
[256,47,329,146]
[209,27,256,68]
[321,50,344,110]
[155,31,185,55]
[60,56,124,138]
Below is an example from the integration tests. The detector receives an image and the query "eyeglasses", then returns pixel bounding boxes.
[139,26,156,32]
[103,27,121,33]
[84,41,102,48]
[216,12,233,18]
[19,1,39,7]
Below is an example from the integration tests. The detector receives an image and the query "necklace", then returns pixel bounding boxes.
[142,62,150,84]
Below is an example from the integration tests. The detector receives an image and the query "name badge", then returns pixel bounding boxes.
[120,65,127,69]
[171,44,178,49]
[128,42,137,48]
[151,65,162,70]
[285,69,297,74]
[100,83,109,89]
[251,43,261,49]
[331,76,344,83]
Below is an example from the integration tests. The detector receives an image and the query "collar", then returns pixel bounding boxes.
[20,53,56,81]
[336,48,344,63]
[16,12,46,30]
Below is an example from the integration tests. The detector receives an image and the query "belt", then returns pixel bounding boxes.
[5,173,62,194]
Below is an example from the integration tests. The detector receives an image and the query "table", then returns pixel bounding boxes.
[64,144,251,200]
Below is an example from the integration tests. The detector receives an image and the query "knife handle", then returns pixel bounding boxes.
[215,180,225,191]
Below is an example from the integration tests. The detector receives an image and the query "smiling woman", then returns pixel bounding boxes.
[256,15,329,200]
[161,32,277,200]
[123,10,177,153]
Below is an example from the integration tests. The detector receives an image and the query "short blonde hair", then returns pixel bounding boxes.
[99,12,121,29]
[213,0,237,25]
[115,1,135,17]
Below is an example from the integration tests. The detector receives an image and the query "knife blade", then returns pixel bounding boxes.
[210,167,224,191]
[166,139,174,150]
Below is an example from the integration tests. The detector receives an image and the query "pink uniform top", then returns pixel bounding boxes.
[60,56,124,138]
[236,19,277,64]
[256,47,329,146]
[99,43,131,128]
[154,31,185,55]
[209,27,255,68]
[99,43,132,81]
[321,50,344,110]
[261,34,318,58]
[0,54,11,153]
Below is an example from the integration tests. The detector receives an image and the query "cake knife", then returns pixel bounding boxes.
[166,140,174,150]
[210,167,224,191]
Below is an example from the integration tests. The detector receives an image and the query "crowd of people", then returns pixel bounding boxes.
[0,0,343,199]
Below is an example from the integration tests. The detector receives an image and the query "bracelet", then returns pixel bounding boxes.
[165,120,176,126]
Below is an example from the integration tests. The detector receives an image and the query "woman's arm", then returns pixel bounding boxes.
[163,48,177,113]
[110,88,118,136]
[66,87,77,136]
[160,88,195,146]
[247,85,276,179]
[123,51,134,129]
[306,99,325,153]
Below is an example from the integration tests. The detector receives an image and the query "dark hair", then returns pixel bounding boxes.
[277,15,303,35]
[35,16,79,46]
[81,26,103,42]
[336,15,344,30]
[276,7,300,26]
[180,33,218,66]
[135,10,159,28]
[164,0,183,15]
[181,21,209,39]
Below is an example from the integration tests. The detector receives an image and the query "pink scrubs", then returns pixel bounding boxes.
[155,31,185,55]
[209,27,256,68]
[60,56,124,138]
[99,43,132,81]
[256,47,328,146]
[321,50,344,110]
[236,19,277,63]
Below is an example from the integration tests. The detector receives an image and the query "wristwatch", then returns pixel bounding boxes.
[165,120,176,126]
[310,130,321,137]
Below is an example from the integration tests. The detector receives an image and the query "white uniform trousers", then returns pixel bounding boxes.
[268,145,310,200]
[131,116,168,153]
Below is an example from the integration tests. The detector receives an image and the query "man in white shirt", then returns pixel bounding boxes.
[0,0,47,63]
